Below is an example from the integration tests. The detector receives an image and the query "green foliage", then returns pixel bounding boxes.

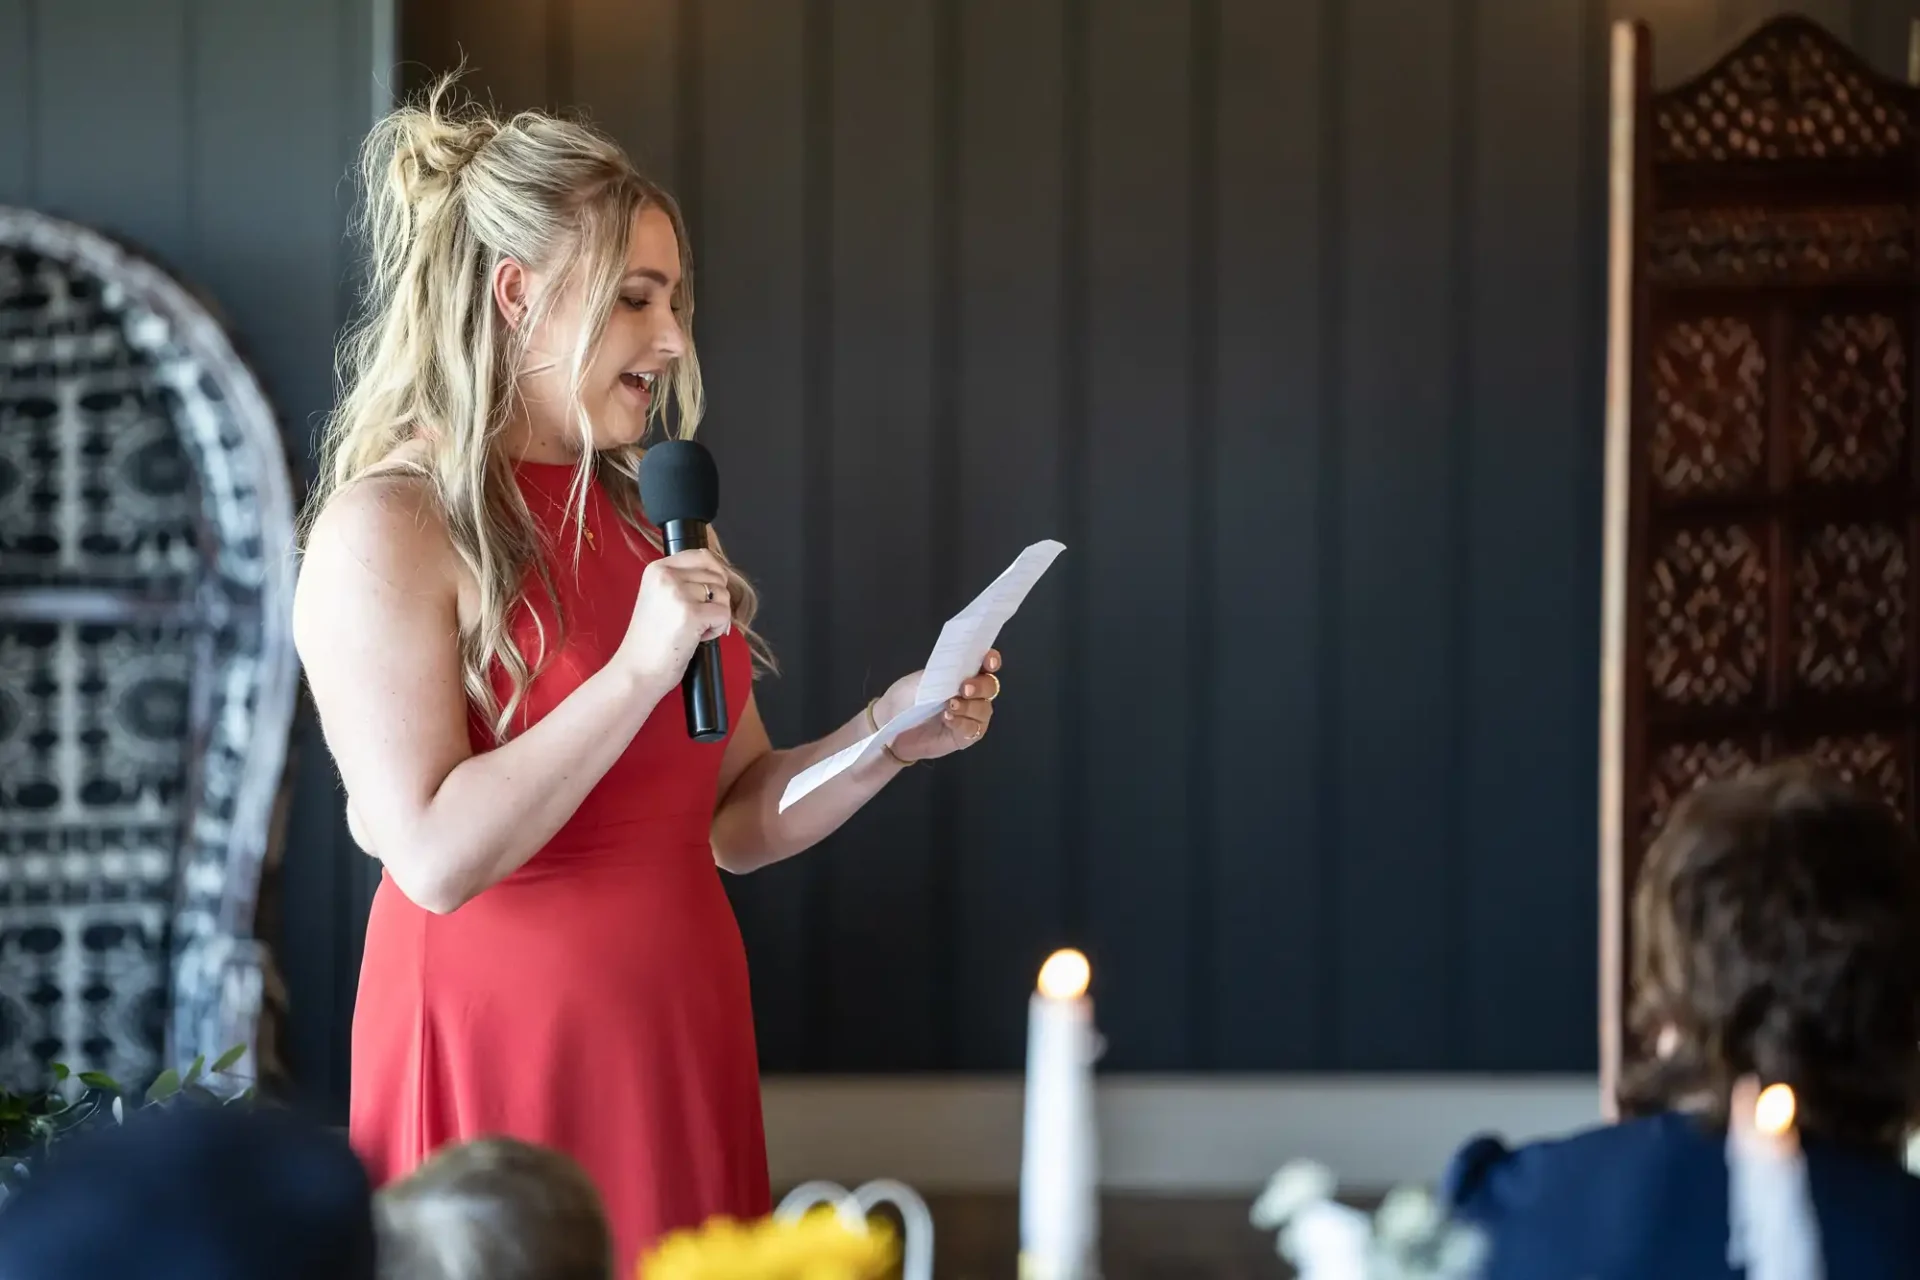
[0,1046,256,1204]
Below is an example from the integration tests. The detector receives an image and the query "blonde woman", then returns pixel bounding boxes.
[294,79,1006,1268]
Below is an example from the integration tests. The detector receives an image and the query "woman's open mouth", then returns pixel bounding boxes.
[619,370,656,407]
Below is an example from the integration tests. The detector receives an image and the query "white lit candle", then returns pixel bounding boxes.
[1019,948,1100,1280]
[1728,1080,1824,1280]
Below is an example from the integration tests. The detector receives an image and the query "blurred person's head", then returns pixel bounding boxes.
[309,73,766,742]
[1619,758,1920,1150]
[375,1136,611,1280]
[0,1101,375,1279]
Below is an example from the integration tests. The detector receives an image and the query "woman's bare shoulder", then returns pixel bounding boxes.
[295,454,463,648]
[306,470,452,578]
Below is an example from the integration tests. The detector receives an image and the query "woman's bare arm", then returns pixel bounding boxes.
[707,694,907,874]
[295,477,688,912]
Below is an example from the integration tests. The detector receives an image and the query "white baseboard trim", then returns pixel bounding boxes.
[762,1075,1603,1195]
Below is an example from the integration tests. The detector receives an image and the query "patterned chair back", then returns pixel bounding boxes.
[0,208,298,1091]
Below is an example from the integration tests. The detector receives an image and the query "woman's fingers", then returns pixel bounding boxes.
[676,582,731,617]
[663,570,731,637]
[943,697,993,739]
[664,548,727,576]
[658,551,730,599]
[960,672,1001,701]
[661,565,730,591]
[946,661,1003,741]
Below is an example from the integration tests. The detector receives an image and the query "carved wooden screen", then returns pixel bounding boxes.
[1600,15,1920,1103]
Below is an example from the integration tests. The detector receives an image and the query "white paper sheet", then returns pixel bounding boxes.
[778,540,1066,813]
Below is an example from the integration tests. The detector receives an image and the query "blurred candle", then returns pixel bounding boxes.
[1020,949,1099,1280]
[1728,1080,1823,1280]
[1754,1083,1796,1137]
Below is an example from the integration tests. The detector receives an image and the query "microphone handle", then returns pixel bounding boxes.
[662,519,729,743]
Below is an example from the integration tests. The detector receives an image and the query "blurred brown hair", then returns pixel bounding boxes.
[375,1137,611,1280]
[1617,758,1920,1150]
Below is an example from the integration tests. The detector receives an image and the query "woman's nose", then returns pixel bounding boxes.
[654,314,686,359]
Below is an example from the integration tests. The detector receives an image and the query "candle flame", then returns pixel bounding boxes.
[1037,949,1090,1000]
[1754,1083,1796,1137]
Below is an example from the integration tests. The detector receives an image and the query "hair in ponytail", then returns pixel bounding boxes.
[306,73,769,740]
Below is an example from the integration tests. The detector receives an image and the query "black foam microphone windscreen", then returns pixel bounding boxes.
[638,440,727,742]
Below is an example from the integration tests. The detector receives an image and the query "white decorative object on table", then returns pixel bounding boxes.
[1251,1160,1485,1280]
[1251,1161,1371,1280]
[776,1178,933,1280]
[1020,948,1101,1280]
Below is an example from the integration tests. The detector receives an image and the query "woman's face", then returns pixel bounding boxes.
[505,203,687,458]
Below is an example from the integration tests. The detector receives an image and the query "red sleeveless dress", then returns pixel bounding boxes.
[349,460,768,1269]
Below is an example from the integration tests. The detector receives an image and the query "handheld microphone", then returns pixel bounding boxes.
[638,439,728,743]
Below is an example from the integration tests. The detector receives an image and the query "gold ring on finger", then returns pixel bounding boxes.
[984,672,1001,701]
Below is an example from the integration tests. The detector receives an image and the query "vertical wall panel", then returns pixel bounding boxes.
[338,0,389,1096]
[283,729,349,1108]
[0,1,32,205]
[793,0,836,1070]
[1208,0,1328,1069]
[398,0,452,96]
[1460,0,1597,1070]
[696,0,814,1073]
[35,0,190,267]
[447,0,548,114]
[1082,0,1193,1070]
[571,0,680,186]
[1332,0,1461,1068]
[191,0,354,1112]
[820,0,941,1069]
[1855,0,1920,79]
[949,0,1070,1069]
[191,0,345,450]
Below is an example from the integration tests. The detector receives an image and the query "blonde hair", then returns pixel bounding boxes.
[308,73,770,739]
[374,1137,612,1280]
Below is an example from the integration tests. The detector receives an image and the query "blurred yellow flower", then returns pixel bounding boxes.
[639,1207,898,1280]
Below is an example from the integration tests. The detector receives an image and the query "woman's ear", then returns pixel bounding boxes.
[492,257,530,330]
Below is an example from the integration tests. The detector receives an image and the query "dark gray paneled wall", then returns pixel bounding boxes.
[399,0,1920,1080]
[12,0,1920,1113]
[0,0,385,1112]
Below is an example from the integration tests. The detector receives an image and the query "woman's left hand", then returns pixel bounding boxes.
[875,649,1004,764]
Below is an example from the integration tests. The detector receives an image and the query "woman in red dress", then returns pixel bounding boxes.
[293,81,1005,1270]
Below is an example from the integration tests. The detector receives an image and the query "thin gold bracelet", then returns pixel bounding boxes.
[867,698,915,767]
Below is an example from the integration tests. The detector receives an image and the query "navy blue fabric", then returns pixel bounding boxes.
[1444,1112,1920,1280]
[0,1103,374,1280]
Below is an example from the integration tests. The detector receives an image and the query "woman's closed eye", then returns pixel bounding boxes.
[619,288,686,319]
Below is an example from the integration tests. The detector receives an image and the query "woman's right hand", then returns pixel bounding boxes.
[618,549,733,694]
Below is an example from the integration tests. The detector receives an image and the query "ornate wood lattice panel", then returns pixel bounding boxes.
[1602,16,1920,1108]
